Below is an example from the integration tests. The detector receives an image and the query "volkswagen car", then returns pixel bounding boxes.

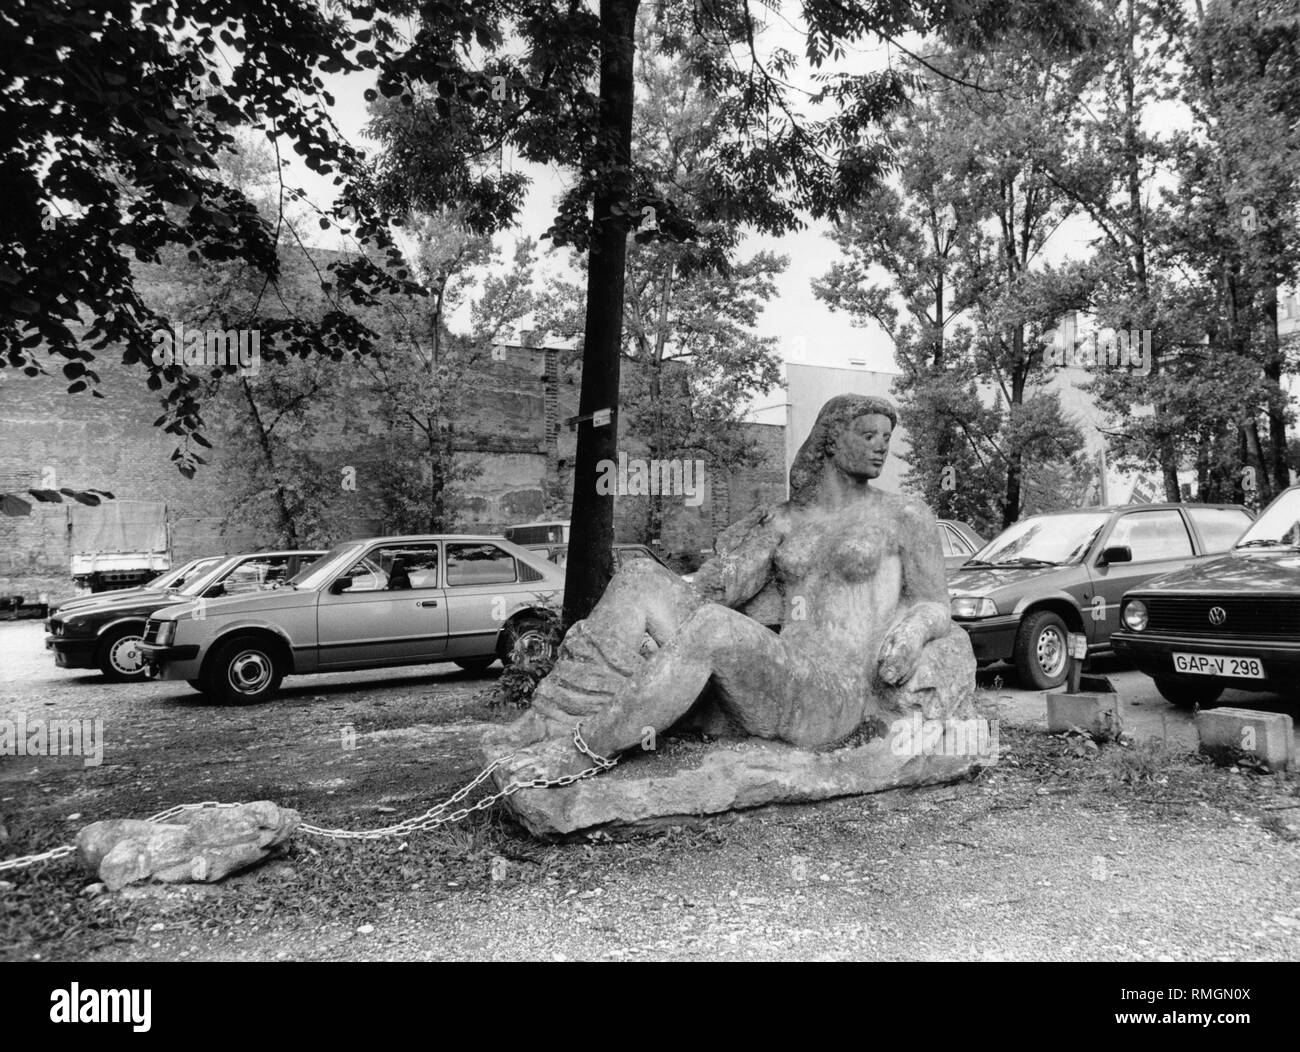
[947,503,1251,689]
[1114,484,1300,706]
[137,535,564,703]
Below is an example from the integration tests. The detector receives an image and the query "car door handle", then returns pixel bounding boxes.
[418,600,439,607]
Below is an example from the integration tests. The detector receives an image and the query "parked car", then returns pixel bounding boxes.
[526,542,670,572]
[947,503,1252,689]
[45,550,325,681]
[939,520,986,572]
[503,520,570,546]
[50,555,223,617]
[138,535,564,703]
[1113,485,1300,706]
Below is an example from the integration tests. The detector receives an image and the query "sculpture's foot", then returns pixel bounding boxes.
[491,726,605,787]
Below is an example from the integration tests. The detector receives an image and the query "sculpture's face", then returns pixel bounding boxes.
[832,412,892,480]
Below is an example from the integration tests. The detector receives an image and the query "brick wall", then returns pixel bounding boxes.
[1,338,789,591]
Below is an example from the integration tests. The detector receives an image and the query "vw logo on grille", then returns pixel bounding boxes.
[1208,606,1228,626]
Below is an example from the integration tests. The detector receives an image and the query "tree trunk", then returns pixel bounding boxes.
[239,379,298,547]
[562,0,639,628]
[1244,417,1271,503]
[1263,283,1290,493]
[1195,431,1209,500]
[645,258,672,547]
[1001,337,1025,528]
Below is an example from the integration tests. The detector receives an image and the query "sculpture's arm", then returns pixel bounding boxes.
[878,499,953,684]
[690,508,780,609]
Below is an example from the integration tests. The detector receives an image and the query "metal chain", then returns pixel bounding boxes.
[300,722,618,840]
[0,725,617,870]
[0,843,76,873]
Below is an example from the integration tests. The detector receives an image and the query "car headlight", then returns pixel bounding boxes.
[950,596,998,619]
[154,620,175,646]
[1122,599,1148,632]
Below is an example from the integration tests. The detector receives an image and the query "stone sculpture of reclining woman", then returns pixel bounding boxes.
[483,394,978,787]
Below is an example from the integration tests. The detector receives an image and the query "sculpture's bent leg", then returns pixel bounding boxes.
[482,561,703,764]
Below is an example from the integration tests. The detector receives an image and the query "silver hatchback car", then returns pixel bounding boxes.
[138,535,564,703]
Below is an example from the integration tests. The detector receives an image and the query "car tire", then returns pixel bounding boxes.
[1154,677,1224,709]
[204,636,283,704]
[186,679,208,695]
[454,658,496,674]
[96,623,150,682]
[500,617,559,668]
[1013,610,1070,690]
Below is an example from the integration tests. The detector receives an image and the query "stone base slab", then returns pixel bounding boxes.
[492,722,995,839]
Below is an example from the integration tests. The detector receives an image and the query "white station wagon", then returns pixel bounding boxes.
[138,535,564,703]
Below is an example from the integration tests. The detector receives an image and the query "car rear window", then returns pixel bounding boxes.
[447,543,518,586]
[1186,506,1251,553]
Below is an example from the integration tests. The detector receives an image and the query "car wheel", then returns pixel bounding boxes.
[1154,677,1224,709]
[501,617,559,668]
[454,658,496,674]
[1013,611,1070,690]
[96,624,149,682]
[186,679,208,695]
[205,636,283,704]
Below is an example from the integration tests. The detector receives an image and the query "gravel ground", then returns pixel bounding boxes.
[2,620,1298,962]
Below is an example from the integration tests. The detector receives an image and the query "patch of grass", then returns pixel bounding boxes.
[1098,737,1182,786]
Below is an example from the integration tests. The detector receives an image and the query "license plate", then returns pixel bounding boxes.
[1173,653,1264,679]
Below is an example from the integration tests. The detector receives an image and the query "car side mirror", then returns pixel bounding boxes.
[329,576,353,595]
[203,583,225,598]
[1099,545,1132,565]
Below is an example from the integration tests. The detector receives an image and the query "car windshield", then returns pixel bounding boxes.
[160,557,222,590]
[287,543,366,590]
[969,512,1111,567]
[1234,489,1300,549]
[143,561,191,591]
[176,557,238,596]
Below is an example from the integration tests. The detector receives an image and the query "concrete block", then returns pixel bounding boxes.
[1046,682,1121,737]
[1196,707,1294,772]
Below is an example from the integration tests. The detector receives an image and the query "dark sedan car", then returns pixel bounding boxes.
[48,555,223,617]
[45,549,324,681]
[1114,484,1300,706]
[948,502,1252,689]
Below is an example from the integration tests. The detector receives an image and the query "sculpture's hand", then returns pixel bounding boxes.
[878,619,925,685]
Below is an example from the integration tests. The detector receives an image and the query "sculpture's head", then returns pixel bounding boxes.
[789,394,898,504]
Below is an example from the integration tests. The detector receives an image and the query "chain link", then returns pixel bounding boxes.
[0,843,76,874]
[0,725,618,869]
[300,722,618,840]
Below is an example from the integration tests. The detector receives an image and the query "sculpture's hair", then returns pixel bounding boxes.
[788,394,898,505]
